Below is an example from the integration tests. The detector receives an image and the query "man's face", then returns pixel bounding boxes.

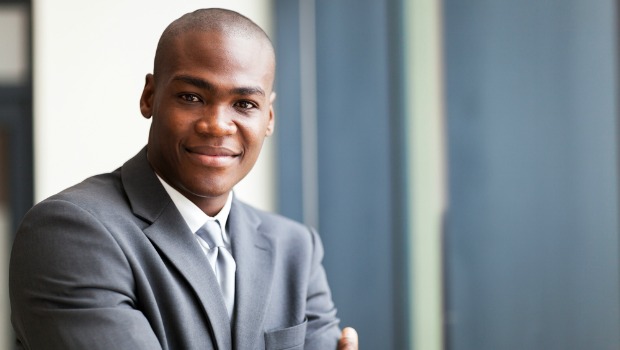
[140,30,275,215]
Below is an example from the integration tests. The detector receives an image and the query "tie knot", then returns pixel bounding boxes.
[196,220,224,249]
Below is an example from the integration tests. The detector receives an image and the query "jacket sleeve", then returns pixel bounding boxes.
[9,199,163,350]
[303,227,341,350]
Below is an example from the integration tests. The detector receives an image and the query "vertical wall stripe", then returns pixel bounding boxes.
[274,0,303,222]
[404,0,446,349]
[276,0,411,347]
[387,0,412,347]
[298,0,320,228]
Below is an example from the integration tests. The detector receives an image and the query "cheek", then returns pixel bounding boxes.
[154,112,193,137]
[238,115,272,139]
[239,125,268,152]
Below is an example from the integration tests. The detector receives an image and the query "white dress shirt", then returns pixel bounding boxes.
[155,175,233,253]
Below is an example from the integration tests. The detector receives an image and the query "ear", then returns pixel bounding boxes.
[266,92,276,136]
[139,74,155,119]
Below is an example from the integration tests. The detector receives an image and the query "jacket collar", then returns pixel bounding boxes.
[121,147,276,349]
[228,200,275,349]
[121,148,232,349]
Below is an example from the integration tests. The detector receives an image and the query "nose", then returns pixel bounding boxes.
[195,105,236,136]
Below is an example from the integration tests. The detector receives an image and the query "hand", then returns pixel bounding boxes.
[337,327,358,350]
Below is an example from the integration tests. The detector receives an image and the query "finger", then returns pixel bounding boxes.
[338,327,359,350]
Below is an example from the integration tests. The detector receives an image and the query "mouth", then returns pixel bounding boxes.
[185,145,241,167]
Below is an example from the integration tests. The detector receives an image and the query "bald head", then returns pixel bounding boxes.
[153,8,275,77]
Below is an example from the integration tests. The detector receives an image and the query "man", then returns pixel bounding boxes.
[10,8,358,350]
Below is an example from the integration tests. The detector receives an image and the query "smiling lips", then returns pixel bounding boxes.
[185,145,240,167]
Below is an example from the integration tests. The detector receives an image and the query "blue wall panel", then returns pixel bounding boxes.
[315,0,395,349]
[444,1,620,349]
[274,0,304,222]
[275,0,408,348]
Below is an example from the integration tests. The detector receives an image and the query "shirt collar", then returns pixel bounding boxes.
[155,174,233,237]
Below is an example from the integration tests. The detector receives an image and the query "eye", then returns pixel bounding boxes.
[235,100,257,110]
[179,94,201,103]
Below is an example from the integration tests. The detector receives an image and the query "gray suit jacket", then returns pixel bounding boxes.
[9,148,340,350]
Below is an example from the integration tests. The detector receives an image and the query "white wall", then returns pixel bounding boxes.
[33,0,276,211]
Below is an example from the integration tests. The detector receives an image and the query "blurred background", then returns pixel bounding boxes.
[1,0,619,349]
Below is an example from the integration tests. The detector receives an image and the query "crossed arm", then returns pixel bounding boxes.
[10,199,359,349]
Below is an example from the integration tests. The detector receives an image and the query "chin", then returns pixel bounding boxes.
[188,184,233,199]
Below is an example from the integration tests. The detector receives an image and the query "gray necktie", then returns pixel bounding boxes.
[196,220,236,319]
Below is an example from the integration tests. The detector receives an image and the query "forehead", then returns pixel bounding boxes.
[159,30,275,90]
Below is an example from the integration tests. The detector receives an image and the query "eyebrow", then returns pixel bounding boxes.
[172,75,265,97]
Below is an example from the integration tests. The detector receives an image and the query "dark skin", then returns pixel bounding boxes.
[140,29,275,216]
[140,28,358,349]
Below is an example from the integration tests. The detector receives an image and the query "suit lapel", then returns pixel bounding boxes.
[121,148,232,349]
[228,199,275,349]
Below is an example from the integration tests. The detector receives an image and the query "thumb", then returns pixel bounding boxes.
[338,327,358,350]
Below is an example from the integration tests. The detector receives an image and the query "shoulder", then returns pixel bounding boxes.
[29,147,155,221]
[233,199,323,254]
[32,169,126,215]
[57,169,124,203]
[234,199,311,234]
[12,170,133,273]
